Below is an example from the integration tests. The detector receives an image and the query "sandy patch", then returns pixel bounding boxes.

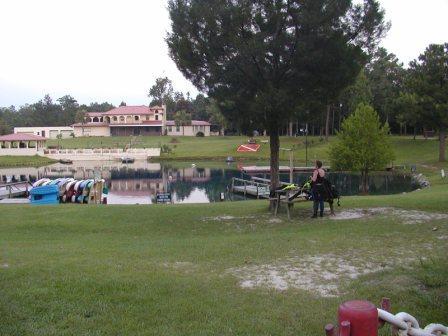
[228,254,387,297]
[331,207,448,224]
[1,263,9,269]
[228,253,413,297]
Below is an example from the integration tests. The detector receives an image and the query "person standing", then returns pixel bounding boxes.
[311,160,326,218]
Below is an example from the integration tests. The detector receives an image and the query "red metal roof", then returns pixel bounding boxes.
[85,106,164,117]
[166,120,211,126]
[102,106,162,116]
[0,133,47,141]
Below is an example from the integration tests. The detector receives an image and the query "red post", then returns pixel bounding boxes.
[338,300,378,336]
[339,321,351,336]
[325,324,335,336]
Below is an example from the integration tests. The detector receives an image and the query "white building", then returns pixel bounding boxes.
[165,120,211,137]
[14,126,74,139]
[72,105,211,137]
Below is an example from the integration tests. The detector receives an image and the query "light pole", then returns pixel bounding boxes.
[280,148,294,184]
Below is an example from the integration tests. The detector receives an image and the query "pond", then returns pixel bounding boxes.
[0,161,418,204]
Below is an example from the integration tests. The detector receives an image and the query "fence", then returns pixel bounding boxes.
[325,298,447,336]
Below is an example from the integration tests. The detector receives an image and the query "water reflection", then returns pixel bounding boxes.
[0,161,417,204]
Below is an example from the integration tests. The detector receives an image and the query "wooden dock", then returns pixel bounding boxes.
[0,181,32,200]
[230,178,270,198]
[0,198,30,204]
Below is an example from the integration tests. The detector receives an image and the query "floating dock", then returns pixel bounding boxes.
[0,181,32,200]
[230,178,270,198]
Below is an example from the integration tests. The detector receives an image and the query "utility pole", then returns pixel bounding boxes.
[280,148,294,184]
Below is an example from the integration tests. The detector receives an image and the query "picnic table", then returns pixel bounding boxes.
[272,187,308,220]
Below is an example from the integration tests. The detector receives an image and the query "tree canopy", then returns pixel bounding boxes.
[168,0,388,190]
[174,109,192,136]
[408,43,448,162]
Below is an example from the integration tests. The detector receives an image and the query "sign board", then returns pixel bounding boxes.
[156,192,172,204]
[237,144,261,152]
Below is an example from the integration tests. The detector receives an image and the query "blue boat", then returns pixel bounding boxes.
[30,185,59,205]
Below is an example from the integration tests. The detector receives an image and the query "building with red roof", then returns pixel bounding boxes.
[72,105,212,137]
[0,133,47,156]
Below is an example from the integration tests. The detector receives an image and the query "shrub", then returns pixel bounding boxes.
[329,103,395,193]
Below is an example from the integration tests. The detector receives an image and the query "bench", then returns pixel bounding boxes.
[272,188,309,220]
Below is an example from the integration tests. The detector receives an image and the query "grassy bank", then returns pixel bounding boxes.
[0,155,56,168]
[1,186,447,335]
[48,135,446,164]
[48,135,334,161]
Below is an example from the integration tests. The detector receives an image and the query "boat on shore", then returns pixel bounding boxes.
[121,157,135,164]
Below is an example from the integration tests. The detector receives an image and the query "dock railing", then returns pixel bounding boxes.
[0,181,32,199]
[230,177,271,199]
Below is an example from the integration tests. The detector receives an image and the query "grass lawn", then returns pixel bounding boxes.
[48,135,446,164]
[48,135,338,161]
[1,185,447,335]
[0,155,56,168]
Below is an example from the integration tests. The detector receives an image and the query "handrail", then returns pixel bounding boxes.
[0,181,32,187]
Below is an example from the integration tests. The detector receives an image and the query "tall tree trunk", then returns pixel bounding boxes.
[325,104,331,141]
[361,170,369,194]
[289,121,293,137]
[413,126,417,140]
[439,127,446,162]
[269,127,280,196]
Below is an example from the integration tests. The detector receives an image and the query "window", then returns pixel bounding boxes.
[113,116,118,122]
[119,116,125,122]
[134,116,139,121]
[176,126,180,132]
[168,126,172,132]
[146,116,150,121]
[155,115,159,121]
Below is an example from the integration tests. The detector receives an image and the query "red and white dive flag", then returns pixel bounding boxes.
[237,144,261,152]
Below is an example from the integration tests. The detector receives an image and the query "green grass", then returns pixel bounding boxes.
[48,135,444,161]
[1,185,447,335]
[49,135,446,165]
[0,155,56,168]
[48,135,332,161]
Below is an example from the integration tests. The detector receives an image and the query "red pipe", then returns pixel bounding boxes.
[338,300,378,336]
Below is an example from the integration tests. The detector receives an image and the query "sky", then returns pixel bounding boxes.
[0,0,447,108]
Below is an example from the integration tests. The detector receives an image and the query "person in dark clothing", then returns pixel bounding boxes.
[311,160,326,218]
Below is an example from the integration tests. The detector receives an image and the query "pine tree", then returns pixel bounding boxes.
[167,0,388,192]
[329,104,395,193]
